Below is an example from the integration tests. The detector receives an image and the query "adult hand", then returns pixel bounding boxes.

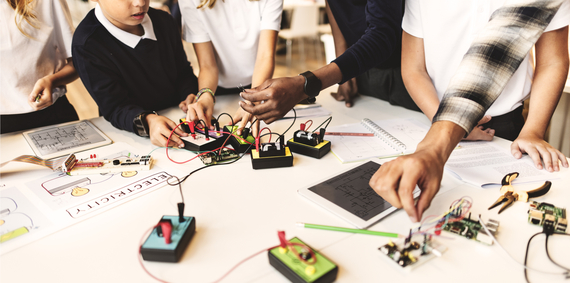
[28,76,54,110]
[330,77,358,107]
[231,102,259,137]
[239,76,306,124]
[463,115,495,141]
[146,114,188,148]
[183,93,215,129]
[511,132,568,172]
[369,121,465,222]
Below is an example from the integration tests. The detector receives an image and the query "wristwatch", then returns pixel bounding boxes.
[299,71,322,103]
[133,111,156,137]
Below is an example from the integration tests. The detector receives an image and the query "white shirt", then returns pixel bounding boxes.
[179,0,282,88]
[94,4,157,48]
[0,0,74,115]
[403,0,570,117]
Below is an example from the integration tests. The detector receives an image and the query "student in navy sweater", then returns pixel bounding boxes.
[72,0,198,147]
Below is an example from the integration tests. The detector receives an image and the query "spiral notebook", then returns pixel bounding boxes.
[326,118,429,163]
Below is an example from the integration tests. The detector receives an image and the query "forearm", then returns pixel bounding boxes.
[417,120,465,162]
[402,71,440,121]
[48,59,79,87]
[251,58,274,88]
[197,67,218,93]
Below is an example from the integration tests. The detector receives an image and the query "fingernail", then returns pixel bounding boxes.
[409,216,417,223]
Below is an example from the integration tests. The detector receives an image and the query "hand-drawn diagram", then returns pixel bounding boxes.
[26,121,107,156]
[0,187,52,244]
[309,162,393,221]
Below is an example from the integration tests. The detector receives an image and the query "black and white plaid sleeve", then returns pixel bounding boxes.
[432,0,564,135]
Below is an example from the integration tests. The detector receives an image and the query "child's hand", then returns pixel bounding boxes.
[184,94,215,129]
[28,76,55,110]
[146,114,188,148]
[178,94,196,113]
[511,132,568,172]
[231,102,259,137]
[463,115,495,141]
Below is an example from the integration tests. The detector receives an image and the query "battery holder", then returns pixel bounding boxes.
[268,237,338,283]
[251,143,293,169]
[140,215,196,262]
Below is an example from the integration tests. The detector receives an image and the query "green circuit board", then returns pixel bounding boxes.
[528,201,567,233]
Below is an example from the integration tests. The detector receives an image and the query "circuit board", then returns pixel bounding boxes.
[528,201,567,233]
[199,149,238,165]
[438,216,499,245]
[67,155,152,176]
[379,234,446,272]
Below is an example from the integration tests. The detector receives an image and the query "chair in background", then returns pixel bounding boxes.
[278,4,321,74]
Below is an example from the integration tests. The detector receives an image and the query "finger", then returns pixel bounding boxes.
[240,90,271,103]
[549,148,561,171]
[524,146,544,170]
[510,142,523,159]
[168,119,188,138]
[398,169,421,222]
[186,107,198,124]
[239,100,272,117]
[252,119,260,138]
[478,115,492,125]
[195,107,211,129]
[556,150,569,168]
[331,92,344,101]
[237,114,250,136]
[415,182,439,221]
[344,92,354,108]
[369,163,403,209]
[28,85,43,103]
[179,101,188,113]
[537,145,554,172]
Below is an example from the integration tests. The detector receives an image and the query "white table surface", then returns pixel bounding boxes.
[1,86,569,283]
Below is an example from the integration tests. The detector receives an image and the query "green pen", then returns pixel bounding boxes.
[296,222,401,238]
[35,94,41,103]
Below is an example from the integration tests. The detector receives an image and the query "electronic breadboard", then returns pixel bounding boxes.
[268,237,338,283]
[66,155,153,176]
[528,201,567,233]
[437,215,499,245]
[379,234,446,272]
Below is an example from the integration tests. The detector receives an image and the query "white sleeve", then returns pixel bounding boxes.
[259,0,282,31]
[53,0,74,58]
[402,0,423,38]
[179,0,211,43]
[545,0,570,32]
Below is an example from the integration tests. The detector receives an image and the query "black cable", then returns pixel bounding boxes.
[280,108,296,140]
[545,233,570,271]
[216,113,234,127]
[312,116,332,133]
[524,232,544,283]
[166,175,184,203]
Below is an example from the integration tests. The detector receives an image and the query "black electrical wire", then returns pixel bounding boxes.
[166,175,185,203]
[280,108,296,140]
[524,232,544,283]
[312,116,332,132]
[545,233,570,271]
[216,113,234,127]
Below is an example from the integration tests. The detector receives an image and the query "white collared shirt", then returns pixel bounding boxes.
[0,0,74,114]
[94,4,156,48]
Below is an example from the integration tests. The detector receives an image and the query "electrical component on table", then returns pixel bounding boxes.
[268,231,338,283]
[140,215,196,263]
[223,125,255,153]
[436,212,499,245]
[199,148,239,165]
[528,201,567,233]
[379,231,446,272]
[179,118,226,151]
[251,136,293,169]
[66,155,153,176]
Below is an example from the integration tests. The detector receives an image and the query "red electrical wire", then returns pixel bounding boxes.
[138,226,169,283]
[303,120,313,131]
[258,127,272,142]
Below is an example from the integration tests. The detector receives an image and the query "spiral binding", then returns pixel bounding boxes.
[361,118,406,152]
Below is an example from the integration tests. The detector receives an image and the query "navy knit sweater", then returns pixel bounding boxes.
[73,8,198,134]
[330,0,403,84]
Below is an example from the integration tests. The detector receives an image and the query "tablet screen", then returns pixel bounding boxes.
[308,161,394,221]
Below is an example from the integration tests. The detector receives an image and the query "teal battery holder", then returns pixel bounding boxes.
[140,215,196,262]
